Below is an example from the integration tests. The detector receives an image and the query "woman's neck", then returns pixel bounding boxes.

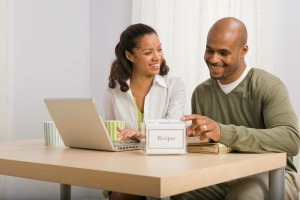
[130,74,155,113]
[130,73,154,88]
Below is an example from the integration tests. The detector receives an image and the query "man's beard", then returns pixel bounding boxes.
[210,66,226,80]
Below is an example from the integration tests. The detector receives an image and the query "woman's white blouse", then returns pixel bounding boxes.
[103,74,186,130]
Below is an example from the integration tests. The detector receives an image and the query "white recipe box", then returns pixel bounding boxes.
[144,119,186,154]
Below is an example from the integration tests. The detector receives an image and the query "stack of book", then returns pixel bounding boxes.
[186,137,233,154]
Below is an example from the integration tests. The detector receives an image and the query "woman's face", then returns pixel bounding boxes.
[126,33,163,76]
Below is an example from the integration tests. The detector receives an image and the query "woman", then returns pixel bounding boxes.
[103,23,185,199]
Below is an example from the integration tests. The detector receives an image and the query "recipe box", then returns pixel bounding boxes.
[144,119,186,154]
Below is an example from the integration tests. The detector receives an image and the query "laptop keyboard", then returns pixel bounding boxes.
[112,141,142,151]
[112,141,135,146]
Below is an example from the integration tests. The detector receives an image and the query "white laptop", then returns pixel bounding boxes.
[44,98,141,151]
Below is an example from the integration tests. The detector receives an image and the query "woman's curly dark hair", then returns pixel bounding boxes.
[108,23,169,92]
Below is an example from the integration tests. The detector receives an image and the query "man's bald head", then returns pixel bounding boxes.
[207,17,247,47]
[204,17,249,84]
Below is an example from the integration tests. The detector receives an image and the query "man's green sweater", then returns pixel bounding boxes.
[192,68,300,172]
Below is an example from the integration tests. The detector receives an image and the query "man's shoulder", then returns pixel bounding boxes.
[247,68,287,98]
[192,78,215,99]
[194,78,214,91]
[250,68,282,85]
[251,68,279,78]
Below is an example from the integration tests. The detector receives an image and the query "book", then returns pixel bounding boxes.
[187,142,233,154]
[186,136,202,143]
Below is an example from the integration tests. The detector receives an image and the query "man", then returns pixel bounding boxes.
[173,17,300,200]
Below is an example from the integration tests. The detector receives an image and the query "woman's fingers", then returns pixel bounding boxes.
[118,128,139,143]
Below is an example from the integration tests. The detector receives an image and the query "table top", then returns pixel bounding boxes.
[0,139,286,198]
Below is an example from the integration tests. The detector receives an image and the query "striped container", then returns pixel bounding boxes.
[44,121,65,147]
[104,120,125,142]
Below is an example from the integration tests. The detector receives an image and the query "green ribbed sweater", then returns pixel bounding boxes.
[192,68,299,172]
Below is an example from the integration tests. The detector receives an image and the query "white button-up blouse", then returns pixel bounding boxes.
[103,74,186,130]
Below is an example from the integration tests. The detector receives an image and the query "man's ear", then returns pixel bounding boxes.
[240,44,248,57]
[125,51,133,62]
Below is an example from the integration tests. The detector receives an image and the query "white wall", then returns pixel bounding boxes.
[273,0,300,176]
[11,0,91,140]
[1,0,132,199]
[90,0,132,116]
[273,0,300,117]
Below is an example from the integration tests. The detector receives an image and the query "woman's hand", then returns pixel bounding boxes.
[117,127,141,143]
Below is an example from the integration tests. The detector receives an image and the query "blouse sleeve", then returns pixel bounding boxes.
[103,86,116,120]
[166,77,186,119]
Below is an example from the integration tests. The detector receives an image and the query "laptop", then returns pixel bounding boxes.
[44,98,141,151]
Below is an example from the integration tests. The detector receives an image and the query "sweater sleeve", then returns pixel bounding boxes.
[219,81,300,157]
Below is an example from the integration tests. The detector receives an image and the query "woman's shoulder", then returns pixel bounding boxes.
[159,74,184,86]
[104,84,123,95]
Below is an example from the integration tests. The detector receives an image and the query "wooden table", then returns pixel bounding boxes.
[0,139,286,200]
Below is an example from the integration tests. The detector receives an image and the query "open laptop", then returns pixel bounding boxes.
[44,98,141,151]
